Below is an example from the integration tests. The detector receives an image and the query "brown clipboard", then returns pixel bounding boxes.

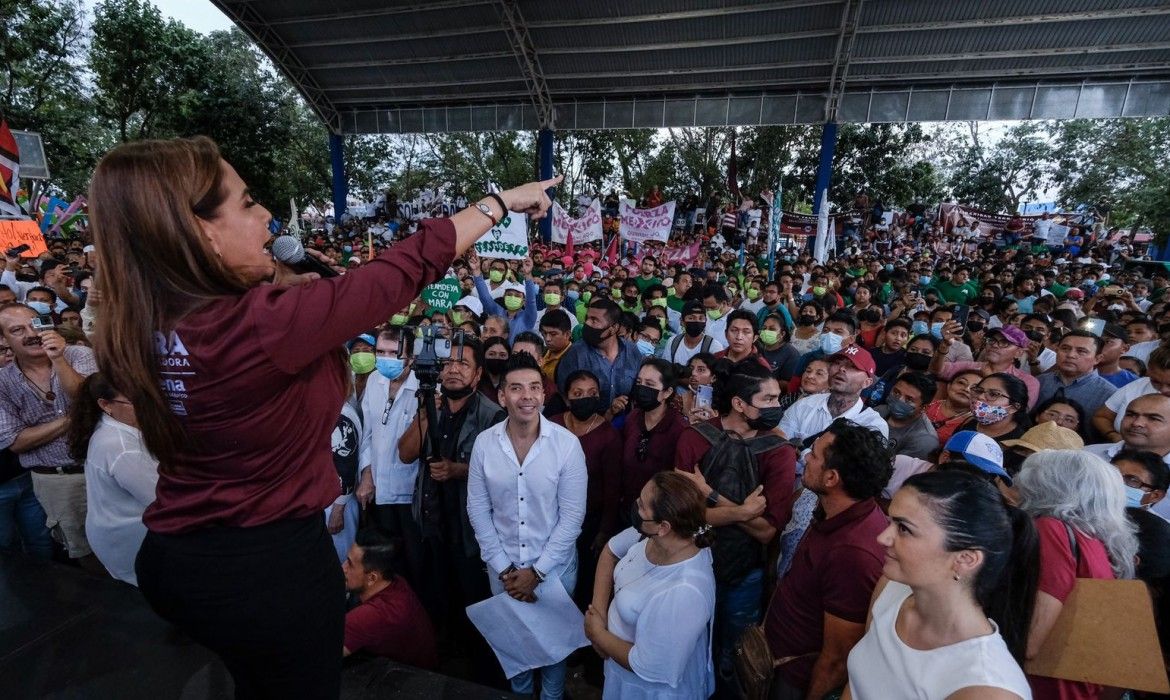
[1025,578,1169,693]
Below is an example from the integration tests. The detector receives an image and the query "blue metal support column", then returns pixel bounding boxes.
[538,127,555,243]
[812,122,838,220]
[329,133,347,224]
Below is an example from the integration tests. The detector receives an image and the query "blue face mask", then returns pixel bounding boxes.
[919,275,931,286]
[884,264,895,272]
[930,322,946,340]
[343,245,353,253]
[819,332,844,355]
[566,290,580,303]
[27,301,52,316]
[911,320,928,337]
[375,357,405,381]
[1126,485,1146,509]
[636,339,656,357]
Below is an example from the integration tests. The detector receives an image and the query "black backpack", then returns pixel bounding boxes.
[692,422,785,585]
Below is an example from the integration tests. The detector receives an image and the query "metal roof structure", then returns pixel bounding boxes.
[212,0,1170,134]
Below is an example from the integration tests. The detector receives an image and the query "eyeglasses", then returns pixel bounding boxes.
[969,386,1009,402]
[986,337,1015,349]
[636,429,652,461]
[1121,474,1157,493]
[1039,410,1079,429]
[381,397,395,425]
[0,347,11,355]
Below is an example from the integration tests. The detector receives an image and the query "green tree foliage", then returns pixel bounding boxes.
[946,122,1052,213]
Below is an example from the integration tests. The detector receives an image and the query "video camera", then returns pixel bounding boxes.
[397,324,470,390]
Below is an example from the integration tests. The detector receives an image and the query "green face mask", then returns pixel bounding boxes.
[489,269,505,283]
[656,316,667,330]
[747,288,761,300]
[611,288,622,299]
[812,286,827,296]
[706,308,724,321]
[390,313,408,326]
[759,329,780,346]
[544,292,562,306]
[650,298,668,308]
[582,291,593,303]
[667,287,677,297]
[504,295,524,312]
[349,352,376,375]
[450,311,465,326]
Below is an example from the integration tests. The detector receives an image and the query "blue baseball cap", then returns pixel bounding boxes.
[943,431,1012,485]
[347,333,377,351]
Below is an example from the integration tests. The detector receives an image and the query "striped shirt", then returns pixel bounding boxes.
[0,346,97,468]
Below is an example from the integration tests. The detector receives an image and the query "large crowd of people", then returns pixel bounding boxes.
[2,138,1169,700]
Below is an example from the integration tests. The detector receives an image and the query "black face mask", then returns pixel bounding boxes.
[631,384,663,411]
[904,352,932,371]
[568,396,602,421]
[623,296,640,307]
[967,321,985,333]
[582,323,610,348]
[797,316,817,327]
[484,357,508,376]
[630,502,656,538]
[442,383,475,400]
[746,405,783,431]
[685,321,706,338]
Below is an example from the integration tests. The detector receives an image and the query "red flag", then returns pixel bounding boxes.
[565,226,574,260]
[727,130,740,200]
[0,118,20,216]
[605,233,618,266]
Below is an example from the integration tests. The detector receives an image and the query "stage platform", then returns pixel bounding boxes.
[0,554,516,699]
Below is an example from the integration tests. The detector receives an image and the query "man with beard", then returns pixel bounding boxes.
[555,298,643,411]
[397,336,504,681]
[779,346,890,441]
[0,303,98,570]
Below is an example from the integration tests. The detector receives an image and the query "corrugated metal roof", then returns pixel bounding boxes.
[210,0,1170,132]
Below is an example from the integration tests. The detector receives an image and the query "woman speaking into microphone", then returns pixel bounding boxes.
[87,136,558,698]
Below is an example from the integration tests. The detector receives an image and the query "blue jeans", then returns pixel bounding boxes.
[488,553,578,699]
[0,472,52,559]
[715,567,764,685]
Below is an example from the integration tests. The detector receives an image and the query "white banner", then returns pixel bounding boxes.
[619,201,676,244]
[551,199,603,244]
[474,211,529,260]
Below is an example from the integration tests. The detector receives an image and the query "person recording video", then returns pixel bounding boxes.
[87,135,558,698]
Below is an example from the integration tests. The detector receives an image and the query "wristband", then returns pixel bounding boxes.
[488,193,509,218]
[706,489,720,508]
[532,566,547,583]
[474,201,499,226]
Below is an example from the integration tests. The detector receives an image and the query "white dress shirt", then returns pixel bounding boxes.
[84,414,159,586]
[360,371,420,505]
[1103,376,1156,433]
[778,393,890,441]
[467,414,587,575]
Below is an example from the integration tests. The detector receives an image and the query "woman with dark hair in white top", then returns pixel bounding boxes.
[843,470,1039,699]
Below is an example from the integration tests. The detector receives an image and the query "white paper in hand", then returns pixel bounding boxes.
[466,576,589,678]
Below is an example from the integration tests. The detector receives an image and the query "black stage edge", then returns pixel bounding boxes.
[0,553,517,699]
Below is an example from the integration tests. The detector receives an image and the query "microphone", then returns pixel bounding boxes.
[271,236,338,278]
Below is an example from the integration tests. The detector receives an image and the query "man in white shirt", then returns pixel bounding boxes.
[1,257,77,313]
[355,328,424,587]
[661,299,725,365]
[467,353,587,699]
[1086,393,1170,520]
[779,346,889,441]
[1092,343,1170,438]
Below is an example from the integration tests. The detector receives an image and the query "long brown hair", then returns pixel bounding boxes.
[68,373,117,462]
[89,136,250,471]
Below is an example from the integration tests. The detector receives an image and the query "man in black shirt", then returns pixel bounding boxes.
[398,337,505,684]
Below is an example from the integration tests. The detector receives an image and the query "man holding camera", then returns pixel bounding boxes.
[0,303,98,569]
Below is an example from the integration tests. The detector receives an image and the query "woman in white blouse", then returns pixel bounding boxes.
[843,469,1038,700]
[585,471,716,699]
[68,373,159,586]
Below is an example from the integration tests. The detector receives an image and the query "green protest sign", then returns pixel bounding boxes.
[421,276,462,312]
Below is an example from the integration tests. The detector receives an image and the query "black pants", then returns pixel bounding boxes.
[136,515,344,700]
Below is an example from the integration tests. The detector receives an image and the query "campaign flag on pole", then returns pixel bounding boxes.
[0,118,20,217]
[619,201,675,244]
[551,199,602,245]
[813,191,831,264]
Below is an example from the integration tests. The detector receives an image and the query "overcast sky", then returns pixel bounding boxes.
[148,0,233,34]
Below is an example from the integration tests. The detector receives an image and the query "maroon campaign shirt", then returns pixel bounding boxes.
[549,412,622,516]
[144,219,456,534]
[765,498,888,690]
[344,578,438,669]
[604,406,689,538]
[674,417,799,532]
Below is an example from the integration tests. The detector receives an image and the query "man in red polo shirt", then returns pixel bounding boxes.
[342,529,437,669]
[763,419,893,700]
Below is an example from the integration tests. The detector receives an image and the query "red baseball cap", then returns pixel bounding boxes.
[830,344,876,376]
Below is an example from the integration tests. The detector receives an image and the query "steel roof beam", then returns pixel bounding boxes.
[859,5,1170,33]
[493,0,554,128]
[855,42,1170,64]
[539,28,841,55]
[523,0,842,28]
[263,0,492,26]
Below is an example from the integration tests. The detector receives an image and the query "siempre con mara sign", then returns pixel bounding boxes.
[619,201,675,244]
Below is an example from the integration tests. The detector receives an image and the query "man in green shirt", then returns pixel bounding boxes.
[632,257,662,293]
[932,268,980,304]
[666,270,694,313]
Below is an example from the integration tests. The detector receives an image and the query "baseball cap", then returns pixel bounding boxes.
[1103,323,1130,344]
[944,431,1012,484]
[1002,422,1084,454]
[1064,288,1085,300]
[830,345,876,376]
[453,295,484,317]
[987,325,1029,348]
[346,333,376,351]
